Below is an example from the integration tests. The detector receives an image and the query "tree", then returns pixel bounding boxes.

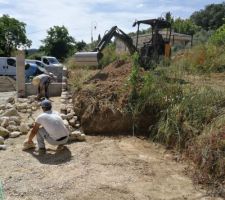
[40,26,75,61]
[0,14,31,56]
[209,24,225,45]
[172,18,199,35]
[76,40,86,51]
[165,12,174,24]
[190,2,225,30]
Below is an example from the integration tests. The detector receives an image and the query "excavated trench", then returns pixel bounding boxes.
[72,61,156,136]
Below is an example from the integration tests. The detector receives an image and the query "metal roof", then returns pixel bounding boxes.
[133,18,171,29]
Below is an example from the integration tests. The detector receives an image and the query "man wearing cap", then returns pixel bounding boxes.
[24,99,69,154]
[32,73,55,100]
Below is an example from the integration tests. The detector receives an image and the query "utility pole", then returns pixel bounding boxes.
[91,21,97,43]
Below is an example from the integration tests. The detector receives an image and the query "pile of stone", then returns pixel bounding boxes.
[0,96,36,150]
[60,91,85,142]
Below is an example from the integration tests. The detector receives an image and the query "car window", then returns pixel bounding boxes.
[35,62,41,67]
[48,57,59,64]
[7,58,16,67]
[43,58,49,65]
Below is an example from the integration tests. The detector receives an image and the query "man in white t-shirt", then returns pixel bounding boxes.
[25,99,69,154]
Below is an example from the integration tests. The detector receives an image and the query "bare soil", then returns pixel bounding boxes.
[0,98,222,200]
[1,64,224,199]
[1,131,221,200]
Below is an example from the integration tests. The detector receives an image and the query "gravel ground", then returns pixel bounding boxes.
[0,135,222,200]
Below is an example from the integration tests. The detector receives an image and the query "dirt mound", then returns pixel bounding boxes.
[73,61,152,135]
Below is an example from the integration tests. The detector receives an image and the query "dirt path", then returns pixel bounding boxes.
[0,97,222,200]
[1,137,221,200]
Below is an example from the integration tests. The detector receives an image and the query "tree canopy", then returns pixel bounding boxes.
[0,14,31,56]
[40,26,75,61]
[190,2,225,30]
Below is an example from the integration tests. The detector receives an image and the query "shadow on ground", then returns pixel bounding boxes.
[24,146,72,165]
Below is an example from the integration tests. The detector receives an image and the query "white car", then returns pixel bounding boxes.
[41,56,64,67]
[26,59,48,68]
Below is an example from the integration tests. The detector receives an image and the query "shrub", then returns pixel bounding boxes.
[99,43,117,68]
[209,24,225,46]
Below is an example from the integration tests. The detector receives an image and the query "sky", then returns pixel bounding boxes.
[0,0,223,48]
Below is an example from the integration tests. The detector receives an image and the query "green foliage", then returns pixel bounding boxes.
[190,2,225,30]
[98,43,117,67]
[128,52,140,89]
[209,24,225,46]
[0,14,31,56]
[193,29,214,45]
[76,40,87,51]
[173,44,225,74]
[40,25,75,61]
[172,18,200,35]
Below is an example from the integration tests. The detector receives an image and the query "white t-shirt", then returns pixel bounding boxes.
[35,111,69,140]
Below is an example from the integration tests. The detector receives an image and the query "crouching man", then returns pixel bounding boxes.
[25,99,69,154]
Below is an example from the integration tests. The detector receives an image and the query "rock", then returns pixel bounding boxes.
[75,123,80,128]
[27,109,32,113]
[69,99,73,103]
[9,131,21,138]
[69,131,85,141]
[6,103,13,109]
[20,109,27,113]
[6,97,15,104]
[63,120,69,126]
[61,91,68,96]
[60,104,67,114]
[66,112,75,120]
[17,98,28,103]
[1,117,9,127]
[61,94,68,99]
[60,114,67,120]
[0,136,4,144]
[77,133,86,141]
[9,116,21,125]
[16,102,28,110]
[1,108,20,117]
[19,123,30,133]
[60,99,66,103]
[9,121,17,126]
[7,125,19,132]
[32,107,37,111]
[69,118,76,126]
[0,105,6,110]
[0,126,9,138]
[0,145,7,150]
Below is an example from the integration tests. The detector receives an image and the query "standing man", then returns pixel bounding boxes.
[24,99,69,154]
[32,73,55,100]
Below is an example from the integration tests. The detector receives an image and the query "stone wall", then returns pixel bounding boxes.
[25,83,62,97]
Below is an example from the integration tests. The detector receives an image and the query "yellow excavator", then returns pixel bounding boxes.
[75,18,172,69]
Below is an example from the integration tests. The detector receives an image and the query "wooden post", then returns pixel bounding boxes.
[16,50,25,98]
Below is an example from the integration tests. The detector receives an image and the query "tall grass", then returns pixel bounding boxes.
[173,43,225,73]
[127,54,225,190]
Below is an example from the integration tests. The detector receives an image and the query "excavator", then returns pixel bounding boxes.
[75,18,172,69]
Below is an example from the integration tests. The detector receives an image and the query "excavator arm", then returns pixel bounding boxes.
[75,26,136,66]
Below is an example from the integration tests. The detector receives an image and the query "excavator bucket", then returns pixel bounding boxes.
[74,52,99,66]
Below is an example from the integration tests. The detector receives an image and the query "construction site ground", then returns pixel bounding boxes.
[0,96,222,200]
[1,63,224,200]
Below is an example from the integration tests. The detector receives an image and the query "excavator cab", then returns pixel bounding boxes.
[133,18,172,68]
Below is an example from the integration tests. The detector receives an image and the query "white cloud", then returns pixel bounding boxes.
[0,0,222,48]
